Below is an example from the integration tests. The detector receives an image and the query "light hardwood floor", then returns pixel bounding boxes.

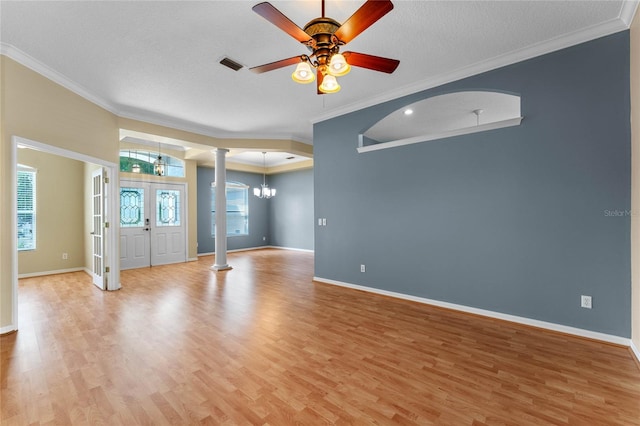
[2,249,640,425]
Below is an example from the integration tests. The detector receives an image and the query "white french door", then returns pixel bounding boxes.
[120,180,186,270]
[91,168,106,289]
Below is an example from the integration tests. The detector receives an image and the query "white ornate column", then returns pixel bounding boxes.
[212,148,232,271]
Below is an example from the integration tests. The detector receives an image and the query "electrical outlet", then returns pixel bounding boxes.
[360,264,366,273]
[318,218,322,226]
[322,218,327,226]
[581,295,592,309]
[62,253,68,260]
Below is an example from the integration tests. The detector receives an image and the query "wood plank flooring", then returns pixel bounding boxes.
[2,249,639,425]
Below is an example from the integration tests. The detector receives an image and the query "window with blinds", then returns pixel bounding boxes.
[211,181,249,237]
[17,167,36,251]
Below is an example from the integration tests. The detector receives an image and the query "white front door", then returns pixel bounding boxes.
[120,180,186,269]
[91,168,106,289]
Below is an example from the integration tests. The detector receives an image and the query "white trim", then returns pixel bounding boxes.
[0,325,17,335]
[198,245,314,256]
[0,43,116,114]
[187,257,199,262]
[357,117,523,154]
[631,340,640,365]
[313,276,631,347]
[0,45,309,144]
[312,18,630,125]
[620,0,640,27]
[18,267,86,279]
[10,139,19,331]
[267,245,314,253]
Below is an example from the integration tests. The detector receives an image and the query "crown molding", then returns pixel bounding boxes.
[116,107,312,145]
[312,15,632,124]
[620,0,640,27]
[3,1,636,143]
[0,42,311,145]
[0,42,117,114]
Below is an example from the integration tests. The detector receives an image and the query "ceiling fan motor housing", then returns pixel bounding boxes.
[303,17,342,69]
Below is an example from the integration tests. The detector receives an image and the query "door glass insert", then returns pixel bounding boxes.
[120,188,144,227]
[156,189,180,227]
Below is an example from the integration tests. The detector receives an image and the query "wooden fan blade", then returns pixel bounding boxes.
[253,2,311,43]
[250,56,304,74]
[333,0,393,44]
[343,51,399,73]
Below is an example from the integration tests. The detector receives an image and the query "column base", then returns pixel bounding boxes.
[211,264,232,271]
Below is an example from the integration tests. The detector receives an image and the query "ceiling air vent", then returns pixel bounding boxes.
[219,57,244,71]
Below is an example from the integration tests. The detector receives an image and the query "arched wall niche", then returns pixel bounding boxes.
[358,90,523,153]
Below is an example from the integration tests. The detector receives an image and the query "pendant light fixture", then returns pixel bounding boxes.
[253,152,276,199]
[153,142,165,176]
[131,150,141,173]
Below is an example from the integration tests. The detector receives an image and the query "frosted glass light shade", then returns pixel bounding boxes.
[292,62,315,84]
[319,75,340,93]
[328,53,351,77]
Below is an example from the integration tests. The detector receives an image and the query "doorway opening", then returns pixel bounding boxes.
[10,136,120,331]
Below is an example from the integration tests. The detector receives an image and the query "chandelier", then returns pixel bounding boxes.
[254,152,276,199]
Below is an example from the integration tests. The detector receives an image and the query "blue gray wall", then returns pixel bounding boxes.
[269,168,314,250]
[197,167,314,253]
[313,32,631,337]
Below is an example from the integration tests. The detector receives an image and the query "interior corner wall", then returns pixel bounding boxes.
[630,7,640,351]
[196,167,270,253]
[17,149,85,275]
[1,55,119,329]
[269,168,314,251]
[313,31,632,337]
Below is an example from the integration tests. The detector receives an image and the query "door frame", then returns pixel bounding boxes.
[10,136,121,332]
[120,178,188,268]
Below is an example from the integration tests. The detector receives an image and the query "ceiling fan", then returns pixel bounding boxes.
[250,0,400,94]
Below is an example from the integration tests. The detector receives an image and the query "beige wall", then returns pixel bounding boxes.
[17,149,86,275]
[1,56,119,328]
[631,8,640,352]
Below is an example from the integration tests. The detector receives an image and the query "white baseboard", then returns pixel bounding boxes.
[267,245,314,253]
[631,340,640,364]
[313,276,631,347]
[198,245,314,257]
[0,324,17,335]
[18,267,86,279]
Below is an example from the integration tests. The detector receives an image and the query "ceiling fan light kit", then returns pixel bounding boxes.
[250,0,400,95]
[292,60,315,84]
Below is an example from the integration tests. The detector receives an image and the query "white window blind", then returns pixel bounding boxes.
[17,167,36,251]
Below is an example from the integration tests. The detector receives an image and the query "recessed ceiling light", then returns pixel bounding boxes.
[404,109,413,115]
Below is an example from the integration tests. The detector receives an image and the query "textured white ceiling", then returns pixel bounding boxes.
[0,0,635,147]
